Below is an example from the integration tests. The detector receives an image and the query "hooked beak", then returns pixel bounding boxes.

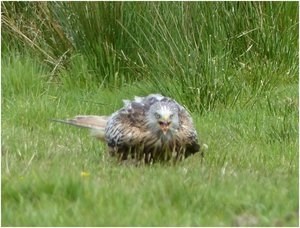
[159,121,171,135]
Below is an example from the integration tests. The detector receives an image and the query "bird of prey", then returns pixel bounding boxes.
[53,94,200,164]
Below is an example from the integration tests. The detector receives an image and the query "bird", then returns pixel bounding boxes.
[53,94,201,164]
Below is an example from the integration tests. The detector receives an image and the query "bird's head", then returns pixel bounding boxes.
[147,102,180,136]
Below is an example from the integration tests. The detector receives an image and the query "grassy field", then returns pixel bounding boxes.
[1,2,299,226]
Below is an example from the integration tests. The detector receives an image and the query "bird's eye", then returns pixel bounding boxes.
[154,113,161,119]
[170,114,174,118]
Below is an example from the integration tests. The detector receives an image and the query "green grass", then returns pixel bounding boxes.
[1,2,299,226]
[2,53,298,226]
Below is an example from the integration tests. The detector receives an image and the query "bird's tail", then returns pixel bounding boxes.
[52,115,109,141]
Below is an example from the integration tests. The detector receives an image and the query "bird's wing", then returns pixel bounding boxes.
[52,115,109,140]
[105,99,151,149]
[176,106,200,153]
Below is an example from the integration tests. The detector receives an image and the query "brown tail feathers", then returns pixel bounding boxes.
[52,115,109,140]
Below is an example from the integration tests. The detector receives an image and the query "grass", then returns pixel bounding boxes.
[2,53,298,226]
[1,1,299,226]
[2,2,298,104]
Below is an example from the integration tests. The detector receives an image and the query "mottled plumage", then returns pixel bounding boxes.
[53,94,200,163]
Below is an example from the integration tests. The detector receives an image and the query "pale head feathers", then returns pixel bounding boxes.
[146,101,180,137]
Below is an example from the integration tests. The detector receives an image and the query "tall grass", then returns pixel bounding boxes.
[1,2,72,73]
[2,2,298,112]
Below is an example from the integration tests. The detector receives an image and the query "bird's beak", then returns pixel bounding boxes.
[159,121,170,135]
